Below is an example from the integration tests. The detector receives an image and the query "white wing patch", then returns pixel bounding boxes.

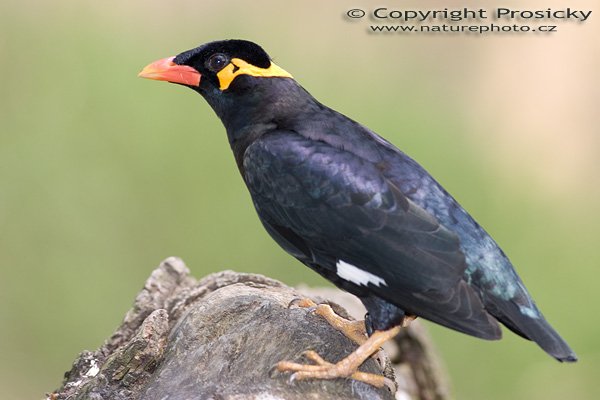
[336,260,387,287]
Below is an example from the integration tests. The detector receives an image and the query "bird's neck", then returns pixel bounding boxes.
[207,78,320,169]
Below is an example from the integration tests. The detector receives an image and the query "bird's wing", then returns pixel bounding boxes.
[243,131,500,339]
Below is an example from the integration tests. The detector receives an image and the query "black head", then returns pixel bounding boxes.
[139,39,292,93]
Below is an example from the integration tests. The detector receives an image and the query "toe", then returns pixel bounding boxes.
[288,297,317,309]
[302,350,330,365]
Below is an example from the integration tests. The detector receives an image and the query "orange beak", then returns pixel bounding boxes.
[138,56,201,86]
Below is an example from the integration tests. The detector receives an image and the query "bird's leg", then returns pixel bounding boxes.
[276,326,401,388]
[316,304,368,345]
[290,298,367,345]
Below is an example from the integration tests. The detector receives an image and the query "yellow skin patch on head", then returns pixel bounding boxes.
[216,58,293,90]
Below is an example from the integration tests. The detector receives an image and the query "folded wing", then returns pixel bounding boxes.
[243,131,501,339]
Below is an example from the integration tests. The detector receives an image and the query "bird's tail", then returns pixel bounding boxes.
[488,299,577,362]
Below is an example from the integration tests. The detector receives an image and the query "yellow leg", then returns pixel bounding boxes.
[291,298,367,345]
[315,304,368,345]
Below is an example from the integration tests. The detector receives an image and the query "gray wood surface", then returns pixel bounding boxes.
[49,257,448,400]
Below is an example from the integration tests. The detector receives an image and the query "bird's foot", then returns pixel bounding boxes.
[276,326,400,390]
[277,351,393,389]
[289,298,367,345]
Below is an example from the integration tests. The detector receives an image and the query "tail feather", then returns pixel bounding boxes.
[487,299,577,362]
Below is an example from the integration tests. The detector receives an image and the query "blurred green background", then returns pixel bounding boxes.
[1,0,598,399]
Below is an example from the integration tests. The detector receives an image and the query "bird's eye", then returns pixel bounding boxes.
[206,53,229,72]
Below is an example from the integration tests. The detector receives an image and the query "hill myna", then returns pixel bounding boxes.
[139,39,576,387]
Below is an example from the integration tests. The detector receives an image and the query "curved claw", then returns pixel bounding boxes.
[382,377,397,393]
[289,372,298,384]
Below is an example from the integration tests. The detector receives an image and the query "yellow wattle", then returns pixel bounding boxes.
[216,58,293,90]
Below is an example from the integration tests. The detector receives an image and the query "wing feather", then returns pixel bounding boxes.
[244,131,500,338]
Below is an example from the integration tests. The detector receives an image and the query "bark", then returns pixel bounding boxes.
[48,257,449,400]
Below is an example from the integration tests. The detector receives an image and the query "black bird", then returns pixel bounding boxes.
[139,39,577,386]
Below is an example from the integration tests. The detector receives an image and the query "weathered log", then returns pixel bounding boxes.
[49,257,449,400]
